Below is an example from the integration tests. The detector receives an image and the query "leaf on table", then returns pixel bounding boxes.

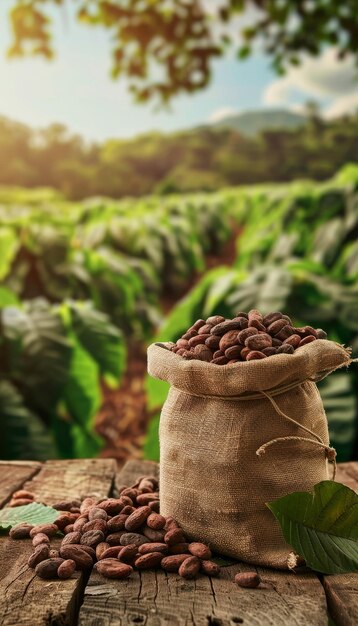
[267,480,358,574]
[0,502,59,530]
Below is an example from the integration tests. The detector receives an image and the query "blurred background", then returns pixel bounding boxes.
[0,0,357,466]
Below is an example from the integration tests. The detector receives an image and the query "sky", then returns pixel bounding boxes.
[0,3,357,142]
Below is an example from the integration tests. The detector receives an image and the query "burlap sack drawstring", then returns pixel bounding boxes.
[255,390,337,480]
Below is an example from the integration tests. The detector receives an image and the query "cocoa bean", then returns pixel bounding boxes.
[124,506,151,531]
[219,331,241,352]
[283,334,301,348]
[193,344,212,361]
[107,514,128,532]
[96,542,110,559]
[95,558,132,579]
[161,554,190,572]
[201,560,220,576]
[298,335,316,346]
[164,528,185,546]
[28,544,50,568]
[262,311,283,326]
[234,572,261,588]
[178,556,201,579]
[58,559,76,579]
[9,523,33,539]
[246,351,267,360]
[12,490,35,500]
[53,500,81,512]
[59,545,93,569]
[212,356,229,365]
[205,335,221,350]
[135,552,163,569]
[267,318,287,335]
[188,334,210,348]
[117,544,138,564]
[80,529,105,548]
[136,493,159,506]
[106,532,126,546]
[96,499,123,515]
[167,543,189,555]
[32,533,50,547]
[224,345,243,359]
[146,513,166,530]
[29,524,59,538]
[198,323,213,335]
[206,315,225,325]
[120,532,148,547]
[211,319,246,336]
[188,542,212,559]
[98,546,122,560]
[245,333,272,351]
[277,343,295,354]
[88,507,108,521]
[9,498,33,507]
[138,542,168,555]
[35,558,64,579]
[61,531,82,546]
[192,319,206,330]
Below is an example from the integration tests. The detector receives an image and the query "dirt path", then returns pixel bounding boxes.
[95,224,241,465]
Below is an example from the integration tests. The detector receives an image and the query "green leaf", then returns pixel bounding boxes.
[267,481,358,574]
[0,286,20,308]
[62,333,101,427]
[0,502,59,530]
[143,413,160,461]
[0,227,18,280]
[0,381,56,460]
[68,301,126,385]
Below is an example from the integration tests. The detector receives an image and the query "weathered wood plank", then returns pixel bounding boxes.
[79,460,328,626]
[0,458,117,626]
[323,461,358,626]
[0,461,41,508]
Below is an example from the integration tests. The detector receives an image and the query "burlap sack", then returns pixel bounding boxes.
[148,339,352,569]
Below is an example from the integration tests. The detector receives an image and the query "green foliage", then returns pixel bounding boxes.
[0,299,125,459]
[268,481,358,574]
[0,192,232,339]
[0,502,59,530]
[0,115,357,199]
[6,2,357,103]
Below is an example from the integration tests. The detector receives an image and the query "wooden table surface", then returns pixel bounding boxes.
[0,459,357,626]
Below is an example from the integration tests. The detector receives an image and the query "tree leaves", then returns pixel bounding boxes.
[268,481,358,574]
[0,502,58,530]
[6,1,358,103]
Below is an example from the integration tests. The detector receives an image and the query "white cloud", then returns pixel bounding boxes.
[208,106,238,123]
[325,91,358,118]
[263,48,358,118]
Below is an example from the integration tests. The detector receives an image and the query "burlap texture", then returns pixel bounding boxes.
[148,339,351,569]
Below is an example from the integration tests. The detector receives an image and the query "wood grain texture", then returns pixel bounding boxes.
[0,461,41,508]
[79,460,328,626]
[323,461,358,626]
[0,459,116,626]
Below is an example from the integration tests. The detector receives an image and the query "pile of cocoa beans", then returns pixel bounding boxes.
[8,475,220,582]
[170,309,327,364]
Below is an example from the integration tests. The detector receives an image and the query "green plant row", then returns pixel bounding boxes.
[0,193,233,337]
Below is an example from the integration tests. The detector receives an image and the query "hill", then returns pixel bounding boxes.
[208,108,306,136]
